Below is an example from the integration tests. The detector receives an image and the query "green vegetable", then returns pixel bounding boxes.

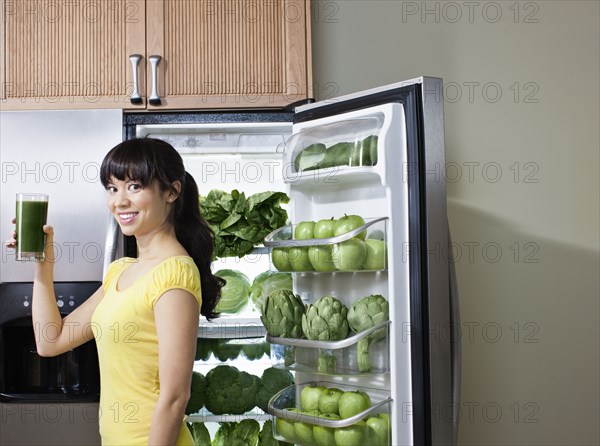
[212,339,243,362]
[302,296,349,341]
[213,420,261,446]
[250,271,293,312]
[294,143,327,171]
[259,419,292,446]
[199,189,289,259]
[323,142,353,168]
[205,365,260,415]
[301,296,349,372]
[241,341,268,361]
[187,422,211,446]
[255,367,295,413]
[260,289,306,339]
[362,134,378,165]
[347,294,389,372]
[214,269,251,314]
[185,371,207,415]
[194,338,212,361]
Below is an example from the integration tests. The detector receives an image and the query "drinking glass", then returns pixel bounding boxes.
[15,193,49,261]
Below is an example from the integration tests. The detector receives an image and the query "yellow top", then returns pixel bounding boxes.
[91,256,201,445]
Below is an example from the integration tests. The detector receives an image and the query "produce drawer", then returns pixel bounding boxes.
[264,217,388,273]
[268,321,390,375]
[268,381,392,446]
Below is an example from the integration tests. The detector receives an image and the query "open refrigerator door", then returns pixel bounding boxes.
[263,78,456,446]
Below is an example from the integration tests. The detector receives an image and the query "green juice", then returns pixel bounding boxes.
[16,199,48,260]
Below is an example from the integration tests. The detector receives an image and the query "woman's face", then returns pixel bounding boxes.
[106,177,173,238]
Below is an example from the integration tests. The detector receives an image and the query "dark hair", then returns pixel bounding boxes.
[100,137,223,319]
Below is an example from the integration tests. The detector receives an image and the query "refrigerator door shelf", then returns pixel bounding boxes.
[285,116,382,173]
[282,103,404,192]
[267,320,390,349]
[264,217,388,274]
[269,382,392,441]
[264,217,388,248]
[268,321,391,376]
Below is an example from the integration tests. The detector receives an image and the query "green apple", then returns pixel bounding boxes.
[333,420,368,446]
[295,221,316,240]
[314,218,336,239]
[288,246,314,272]
[366,414,390,446]
[276,416,297,443]
[300,385,326,412]
[294,415,318,445]
[312,413,340,446]
[338,391,372,419]
[318,387,344,416]
[308,245,337,272]
[367,229,385,241]
[363,239,387,270]
[332,238,367,271]
[272,247,292,271]
[333,215,366,240]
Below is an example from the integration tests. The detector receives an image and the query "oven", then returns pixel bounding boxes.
[0,282,101,445]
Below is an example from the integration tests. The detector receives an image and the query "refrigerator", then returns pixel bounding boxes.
[0,109,123,445]
[126,76,460,446]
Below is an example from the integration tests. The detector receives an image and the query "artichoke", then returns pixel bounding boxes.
[347,294,389,372]
[302,296,349,341]
[260,289,305,339]
[302,296,349,372]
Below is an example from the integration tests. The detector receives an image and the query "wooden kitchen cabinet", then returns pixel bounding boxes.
[0,0,145,110]
[1,0,312,110]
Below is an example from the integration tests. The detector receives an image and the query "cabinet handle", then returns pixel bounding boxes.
[148,55,162,106]
[128,54,143,105]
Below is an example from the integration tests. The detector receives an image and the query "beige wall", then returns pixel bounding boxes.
[310,1,599,444]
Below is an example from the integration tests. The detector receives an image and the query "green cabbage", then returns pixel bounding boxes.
[214,269,251,314]
[213,420,261,446]
[250,271,293,312]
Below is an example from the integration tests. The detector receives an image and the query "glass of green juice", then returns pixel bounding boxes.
[15,193,49,261]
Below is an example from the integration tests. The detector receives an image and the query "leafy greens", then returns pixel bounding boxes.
[199,189,289,259]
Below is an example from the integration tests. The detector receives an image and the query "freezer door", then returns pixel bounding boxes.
[290,78,455,446]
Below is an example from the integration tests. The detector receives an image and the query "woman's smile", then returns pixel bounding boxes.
[118,212,139,225]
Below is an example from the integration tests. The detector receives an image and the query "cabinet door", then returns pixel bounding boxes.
[1,0,145,110]
[146,0,311,109]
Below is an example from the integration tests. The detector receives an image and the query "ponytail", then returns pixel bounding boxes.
[173,172,223,320]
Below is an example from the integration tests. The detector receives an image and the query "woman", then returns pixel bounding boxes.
[7,138,222,445]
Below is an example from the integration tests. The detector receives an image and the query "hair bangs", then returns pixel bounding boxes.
[100,140,158,188]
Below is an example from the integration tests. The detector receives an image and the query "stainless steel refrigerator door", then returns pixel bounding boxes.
[0,109,122,283]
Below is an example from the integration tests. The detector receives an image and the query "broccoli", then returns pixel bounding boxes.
[255,367,295,413]
[187,422,211,446]
[204,365,260,415]
[213,420,261,446]
[185,371,207,415]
